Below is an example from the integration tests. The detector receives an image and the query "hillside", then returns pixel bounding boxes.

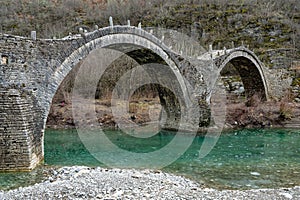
[0,1,298,45]
[1,0,299,63]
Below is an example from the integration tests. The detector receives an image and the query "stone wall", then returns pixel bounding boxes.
[0,88,40,171]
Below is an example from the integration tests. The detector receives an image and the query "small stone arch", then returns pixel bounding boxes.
[217,48,269,101]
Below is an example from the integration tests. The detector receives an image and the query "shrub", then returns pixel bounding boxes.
[245,94,262,107]
[278,90,295,120]
[279,100,294,120]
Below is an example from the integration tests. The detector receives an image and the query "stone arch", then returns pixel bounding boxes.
[217,48,269,101]
[45,26,195,133]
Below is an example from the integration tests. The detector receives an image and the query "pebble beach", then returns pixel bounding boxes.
[1,166,299,200]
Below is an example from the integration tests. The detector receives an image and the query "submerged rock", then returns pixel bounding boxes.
[250,172,261,176]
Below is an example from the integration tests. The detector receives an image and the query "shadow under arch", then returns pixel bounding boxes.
[217,48,269,101]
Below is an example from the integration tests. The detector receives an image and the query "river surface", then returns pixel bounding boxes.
[0,128,299,190]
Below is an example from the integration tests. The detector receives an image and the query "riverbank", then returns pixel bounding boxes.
[1,166,299,199]
[46,98,300,131]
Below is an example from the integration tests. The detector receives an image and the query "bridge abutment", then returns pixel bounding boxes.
[0,88,43,171]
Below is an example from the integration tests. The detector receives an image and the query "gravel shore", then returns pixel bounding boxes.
[1,166,299,200]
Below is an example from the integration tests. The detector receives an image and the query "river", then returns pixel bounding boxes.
[0,128,299,190]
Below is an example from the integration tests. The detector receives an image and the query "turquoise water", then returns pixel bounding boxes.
[0,128,299,190]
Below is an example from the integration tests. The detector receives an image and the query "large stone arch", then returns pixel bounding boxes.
[217,48,269,101]
[45,26,194,129]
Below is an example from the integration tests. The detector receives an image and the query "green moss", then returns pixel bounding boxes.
[225,9,238,14]
[291,78,300,87]
[240,8,248,13]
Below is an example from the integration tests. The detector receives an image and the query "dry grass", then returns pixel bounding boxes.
[279,90,295,120]
[225,90,297,128]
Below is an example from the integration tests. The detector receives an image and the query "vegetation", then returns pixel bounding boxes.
[1,0,299,49]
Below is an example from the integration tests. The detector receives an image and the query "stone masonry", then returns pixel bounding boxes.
[0,25,288,171]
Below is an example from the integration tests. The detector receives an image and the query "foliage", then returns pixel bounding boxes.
[279,90,295,120]
[0,0,299,45]
[245,94,262,107]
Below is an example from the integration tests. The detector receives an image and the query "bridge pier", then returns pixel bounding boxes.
[0,88,43,171]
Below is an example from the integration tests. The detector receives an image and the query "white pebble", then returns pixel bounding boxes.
[250,172,261,176]
[279,192,293,199]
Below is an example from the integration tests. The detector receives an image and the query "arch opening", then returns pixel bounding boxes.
[219,53,268,103]
[228,57,267,101]
[215,52,271,129]
[219,62,246,103]
[46,47,182,131]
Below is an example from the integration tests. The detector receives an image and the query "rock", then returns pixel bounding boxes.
[52,170,58,176]
[250,172,261,176]
[113,190,124,197]
[279,192,293,199]
[2,166,300,199]
[74,169,90,178]
[48,177,54,182]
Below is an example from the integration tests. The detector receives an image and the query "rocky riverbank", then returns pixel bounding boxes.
[1,166,299,199]
[46,98,300,131]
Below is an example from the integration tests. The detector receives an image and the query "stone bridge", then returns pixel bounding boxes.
[0,25,283,171]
